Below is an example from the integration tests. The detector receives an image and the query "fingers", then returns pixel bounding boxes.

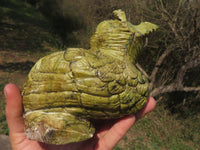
[95,116,136,150]
[4,84,25,134]
[96,97,156,150]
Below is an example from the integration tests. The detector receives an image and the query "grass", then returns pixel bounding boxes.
[0,100,8,135]
[0,0,63,53]
[0,0,63,135]
[0,80,9,135]
[114,104,200,149]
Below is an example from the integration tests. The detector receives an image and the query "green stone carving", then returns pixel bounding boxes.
[22,9,158,145]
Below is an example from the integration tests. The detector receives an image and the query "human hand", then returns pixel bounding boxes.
[4,83,156,150]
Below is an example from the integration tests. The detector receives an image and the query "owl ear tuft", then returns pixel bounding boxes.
[113,9,127,22]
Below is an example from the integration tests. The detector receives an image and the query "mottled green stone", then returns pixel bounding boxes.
[22,9,158,145]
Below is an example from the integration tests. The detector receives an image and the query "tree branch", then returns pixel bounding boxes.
[149,48,173,90]
[136,63,150,80]
[176,57,200,85]
[150,84,200,97]
[151,57,200,97]
[183,86,200,92]
[174,0,183,22]
[158,0,174,22]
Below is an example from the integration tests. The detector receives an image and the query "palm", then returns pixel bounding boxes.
[5,84,156,150]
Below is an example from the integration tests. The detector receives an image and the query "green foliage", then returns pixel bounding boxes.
[0,0,63,52]
[25,0,142,48]
[113,146,123,150]
[0,100,8,135]
[0,0,44,26]
[0,79,9,135]
[0,0,63,136]
[32,0,90,47]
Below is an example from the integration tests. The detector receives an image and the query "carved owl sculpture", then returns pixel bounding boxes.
[22,9,158,145]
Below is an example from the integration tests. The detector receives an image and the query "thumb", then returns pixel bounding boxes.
[4,84,25,134]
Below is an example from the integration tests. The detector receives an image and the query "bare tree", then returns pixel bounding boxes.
[36,0,200,99]
[135,0,200,97]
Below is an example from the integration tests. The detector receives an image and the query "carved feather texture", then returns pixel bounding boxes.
[22,9,157,145]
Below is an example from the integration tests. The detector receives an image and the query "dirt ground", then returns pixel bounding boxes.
[0,134,11,150]
[0,49,37,88]
[0,49,39,149]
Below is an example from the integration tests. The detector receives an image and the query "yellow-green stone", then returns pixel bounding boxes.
[22,9,158,145]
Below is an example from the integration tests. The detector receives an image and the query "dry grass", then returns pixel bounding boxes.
[115,104,200,149]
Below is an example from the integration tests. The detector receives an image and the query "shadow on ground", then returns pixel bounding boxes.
[0,61,35,73]
[0,135,11,150]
